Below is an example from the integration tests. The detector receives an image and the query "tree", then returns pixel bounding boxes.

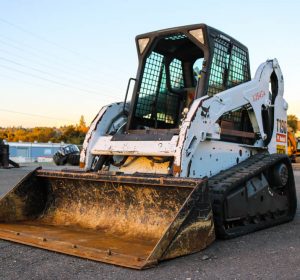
[287,115,298,132]
[0,116,89,144]
[77,115,88,134]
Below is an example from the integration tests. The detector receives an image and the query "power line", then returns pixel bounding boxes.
[0,47,118,89]
[0,17,129,76]
[0,37,122,87]
[0,63,119,100]
[0,72,103,102]
[0,18,131,104]
[0,74,112,125]
[0,73,118,112]
[0,17,91,60]
[0,56,106,92]
[0,71,59,89]
[0,108,74,122]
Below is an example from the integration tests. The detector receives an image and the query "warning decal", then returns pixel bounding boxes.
[276,145,286,154]
[276,133,287,143]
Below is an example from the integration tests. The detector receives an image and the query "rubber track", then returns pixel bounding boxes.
[208,152,297,239]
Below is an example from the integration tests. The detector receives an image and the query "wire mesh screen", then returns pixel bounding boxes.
[135,52,163,120]
[170,58,184,90]
[165,34,187,40]
[227,45,250,87]
[134,52,180,127]
[155,93,180,124]
[207,37,250,96]
[207,38,230,95]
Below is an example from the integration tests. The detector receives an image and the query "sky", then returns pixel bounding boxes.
[0,0,300,127]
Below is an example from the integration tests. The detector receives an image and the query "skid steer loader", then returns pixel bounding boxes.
[0,24,297,269]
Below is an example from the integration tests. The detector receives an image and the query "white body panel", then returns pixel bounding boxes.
[91,135,178,156]
[188,141,257,178]
[80,102,127,168]
[81,59,288,178]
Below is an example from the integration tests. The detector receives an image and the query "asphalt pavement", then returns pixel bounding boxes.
[0,164,299,280]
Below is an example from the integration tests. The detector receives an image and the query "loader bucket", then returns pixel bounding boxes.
[0,168,214,269]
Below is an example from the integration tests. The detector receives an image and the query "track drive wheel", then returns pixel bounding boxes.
[209,153,297,239]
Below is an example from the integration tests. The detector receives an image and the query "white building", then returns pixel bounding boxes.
[7,141,65,163]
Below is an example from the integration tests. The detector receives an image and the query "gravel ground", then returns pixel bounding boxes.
[0,164,299,280]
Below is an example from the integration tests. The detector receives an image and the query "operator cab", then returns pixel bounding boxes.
[127,24,251,131]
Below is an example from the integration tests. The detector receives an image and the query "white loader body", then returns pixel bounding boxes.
[81,59,288,178]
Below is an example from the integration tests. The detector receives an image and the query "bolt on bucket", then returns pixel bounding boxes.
[0,168,214,269]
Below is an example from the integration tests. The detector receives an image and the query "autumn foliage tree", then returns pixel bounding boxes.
[0,116,89,145]
[287,114,298,133]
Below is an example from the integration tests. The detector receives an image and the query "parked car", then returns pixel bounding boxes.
[53,144,80,166]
